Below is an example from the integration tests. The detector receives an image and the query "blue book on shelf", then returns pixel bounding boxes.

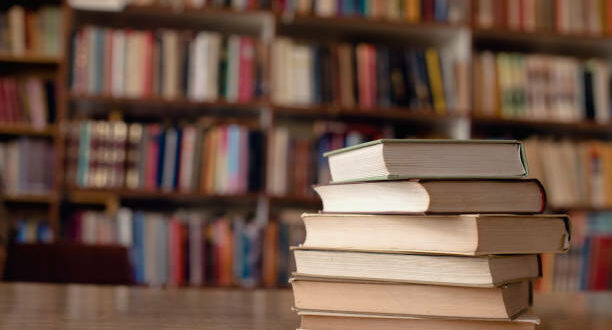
[15,221,26,243]
[76,122,91,187]
[95,28,104,93]
[340,0,355,16]
[227,125,240,191]
[172,128,182,189]
[132,212,145,284]
[435,0,449,22]
[580,236,591,290]
[37,223,52,243]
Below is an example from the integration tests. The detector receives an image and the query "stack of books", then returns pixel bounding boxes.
[290,139,571,329]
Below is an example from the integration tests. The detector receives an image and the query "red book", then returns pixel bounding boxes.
[201,223,207,284]
[423,0,435,21]
[238,37,255,103]
[594,237,612,290]
[142,31,154,98]
[518,0,525,30]
[0,79,6,123]
[179,222,188,285]
[145,124,160,191]
[588,237,602,290]
[4,78,17,123]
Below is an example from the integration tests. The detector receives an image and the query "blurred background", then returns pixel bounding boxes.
[0,0,608,293]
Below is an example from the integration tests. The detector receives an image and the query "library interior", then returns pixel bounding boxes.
[0,0,610,329]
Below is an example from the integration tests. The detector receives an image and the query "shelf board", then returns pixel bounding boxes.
[269,194,320,205]
[0,125,57,137]
[0,54,61,65]
[279,14,469,41]
[273,103,466,123]
[66,188,262,203]
[473,28,612,55]
[471,115,612,136]
[3,193,57,204]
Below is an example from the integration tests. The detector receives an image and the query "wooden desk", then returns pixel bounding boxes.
[0,283,609,329]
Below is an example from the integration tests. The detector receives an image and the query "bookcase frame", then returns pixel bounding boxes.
[3,0,612,244]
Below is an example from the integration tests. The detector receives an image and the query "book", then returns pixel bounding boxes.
[293,248,540,286]
[314,179,546,214]
[324,139,527,182]
[297,309,540,330]
[291,277,531,319]
[300,213,570,255]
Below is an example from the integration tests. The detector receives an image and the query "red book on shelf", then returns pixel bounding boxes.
[142,31,154,98]
[588,237,601,290]
[0,79,7,123]
[145,124,160,191]
[238,37,255,103]
[422,0,434,21]
[4,78,17,123]
[594,237,612,290]
[356,45,369,109]
[179,222,188,286]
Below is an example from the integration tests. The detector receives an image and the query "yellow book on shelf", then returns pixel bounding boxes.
[404,0,420,22]
[425,48,446,114]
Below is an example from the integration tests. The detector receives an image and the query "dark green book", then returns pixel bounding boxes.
[324,139,528,183]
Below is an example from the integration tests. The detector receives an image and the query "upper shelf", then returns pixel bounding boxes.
[0,54,60,65]
[472,115,612,137]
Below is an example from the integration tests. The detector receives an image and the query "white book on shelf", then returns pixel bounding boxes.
[292,44,313,104]
[594,61,610,124]
[188,32,209,101]
[439,49,457,112]
[69,0,127,11]
[315,0,337,17]
[116,207,133,247]
[271,38,291,104]
[267,127,288,195]
[111,30,126,97]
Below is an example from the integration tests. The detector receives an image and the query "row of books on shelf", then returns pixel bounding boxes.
[476,0,611,36]
[267,121,387,196]
[525,138,612,210]
[474,51,612,123]
[280,0,469,24]
[12,218,53,243]
[0,6,61,57]
[0,76,55,128]
[539,211,612,292]
[126,0,271,10]
[272,38,469,113]
[65,119,264,194]
[70,27,266,102]
[0,138,54,196]
[64,208,305,287]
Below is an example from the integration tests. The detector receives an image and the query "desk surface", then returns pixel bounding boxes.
[0,283,610,329]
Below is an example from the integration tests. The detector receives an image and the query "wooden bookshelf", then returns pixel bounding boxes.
[471,115,612,136]
[0,125,57,137]
[0,54,61,65]
[3,193,58,204]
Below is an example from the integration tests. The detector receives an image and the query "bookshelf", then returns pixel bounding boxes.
[0,0,608,289]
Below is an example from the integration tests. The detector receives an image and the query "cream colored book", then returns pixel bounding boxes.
[300,213,570,255]
[324,139,528,182]
[313,179,546,214]
[291,277,531,320]
[293,248,540,287]
[297,309,540,330]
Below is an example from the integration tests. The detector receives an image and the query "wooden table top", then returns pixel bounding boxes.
[0,283,609,329]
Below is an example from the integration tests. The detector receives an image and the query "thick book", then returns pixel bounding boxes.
[297,309,540,330]
[293,248,540,287]
[300,213,570,255]
[291,277,531,320]
[313,179,545,214]
[324,139,528,182]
